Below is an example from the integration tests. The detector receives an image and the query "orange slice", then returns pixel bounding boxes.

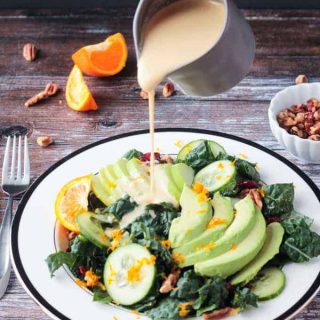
[55,175,92,232]
[66,65,98,111]
[72,33,128,77]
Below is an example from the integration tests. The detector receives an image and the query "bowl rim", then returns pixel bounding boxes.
[269,82,320,145]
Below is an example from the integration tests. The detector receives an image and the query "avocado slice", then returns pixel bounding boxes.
[127,158,150,181]
[195,207,266,278]
[169,185,212,248]
[99,166,123,199]
[113,158,130,179]
[173,192,234,258]
[154,164,181,203]
[91,174,113,206]
[170,163,194,192]
[231,222,284,285]
[177,196,256,267]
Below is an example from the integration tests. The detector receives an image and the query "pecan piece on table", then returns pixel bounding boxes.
[159,269,181,294]
[295,74,308,85]
[162,82,175,97]
[37,136,54,148]
[139,90,149,100]
[23,43,37,62]
[25,83,59,107]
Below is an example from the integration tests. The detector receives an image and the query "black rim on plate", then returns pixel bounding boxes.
[11,128,320,320]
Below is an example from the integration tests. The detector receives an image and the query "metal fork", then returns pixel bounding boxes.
[0,135,30,298]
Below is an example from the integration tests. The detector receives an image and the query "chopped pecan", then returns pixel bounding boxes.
[240,188,263,209]
[202,307,235,320]
[295,74,308,85]
[309,134,320,141]
[37,136,53,147]
[159,269,180,294]
[25,83,59,107]
[23,43,37,61]
[161,154,174,164]
[139,90,149,100]
[162,82,175,97]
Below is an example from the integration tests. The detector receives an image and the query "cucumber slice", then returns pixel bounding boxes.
[194,160,236,192]
[104,244,156,305]
[250,267,286,301]
[76,212,110,249]
[177,139,226,161]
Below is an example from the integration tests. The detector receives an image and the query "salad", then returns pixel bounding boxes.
[46,139,320,319]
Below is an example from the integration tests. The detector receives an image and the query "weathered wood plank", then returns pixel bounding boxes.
[0,7,320,320]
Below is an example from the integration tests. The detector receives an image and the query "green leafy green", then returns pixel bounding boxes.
[146,298,182,320]
[106,194,137,220]
[170,270,203,300]
[232,287,258,310]
[92,288,112,304]
[235,159,260,182]
[122,149,143,160]
[45,251,77,277]
[193,277,229,316]
[46,237,107,279]
[144,203,180,238]
[180,141,215,172]
[262,184,294,216]
[281,212,320,262]
[219,176,239,197]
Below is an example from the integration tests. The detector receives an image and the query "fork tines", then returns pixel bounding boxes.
[2,135,30,186]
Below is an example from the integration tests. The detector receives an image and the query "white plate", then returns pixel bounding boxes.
[11,129,320,320]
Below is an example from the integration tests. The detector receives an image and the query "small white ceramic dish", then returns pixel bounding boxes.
[10,129,320,320]
[269,83,320,163]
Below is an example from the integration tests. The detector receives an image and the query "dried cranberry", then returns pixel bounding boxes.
[237,180,260,190]
[225,282,233,291]
[266,216,282,224]
[79,266,87,276]
[140,152,161,162]
[307,104,315,112]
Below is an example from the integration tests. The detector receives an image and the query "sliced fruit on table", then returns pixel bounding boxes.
[104,243,156,305]
[55,174,92,232]
[231,222,284,286]
[76,212,110,248]
[194,207,266,278]
[249,267,286,301]
[174,192,234,258]
[72,33,128,77]
[176,195,256,267]
[66,65,98,111]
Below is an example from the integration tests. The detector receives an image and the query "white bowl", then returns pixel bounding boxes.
[269,82,320,163]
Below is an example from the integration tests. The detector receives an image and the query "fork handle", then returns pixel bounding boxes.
[0,196,13,280]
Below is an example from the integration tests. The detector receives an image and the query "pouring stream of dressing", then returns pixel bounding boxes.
[137,0,225,192]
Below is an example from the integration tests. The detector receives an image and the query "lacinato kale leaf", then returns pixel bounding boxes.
[92,288,112,304]
[144,203,180,238]
[122,149,143,160]
[45,251,77,277]
[281,212,320,262]
[193,277,229,316]
[235,159,260,182]
[146,297,182,320]
[231,287,258,310]
[170,270,203,300]
[106,194,137,220]
[181,141,215,172]
[127,203,180,240]
[218,176,239,197]
[262,184,294,216]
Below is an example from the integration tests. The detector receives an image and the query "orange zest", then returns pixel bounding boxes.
[207,217,227,229]
[66,65,98,112]
[55,174,92,232]
[178,302,193,317]
[72,33,128,77]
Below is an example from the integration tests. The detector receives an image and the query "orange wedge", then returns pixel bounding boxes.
[72,33,128,77]
[55,175,92,232]
[66,65,98,111]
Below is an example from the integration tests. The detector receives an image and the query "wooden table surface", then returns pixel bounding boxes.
[0,7,320,320]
